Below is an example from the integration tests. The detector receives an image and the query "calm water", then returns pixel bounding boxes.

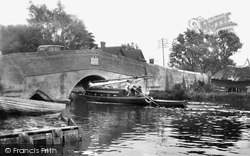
[1,95,249,156]
[59,95,250,156]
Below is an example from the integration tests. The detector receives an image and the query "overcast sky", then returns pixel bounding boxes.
[0,0,249,66]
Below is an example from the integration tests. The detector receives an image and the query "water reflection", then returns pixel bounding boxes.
[64,95,250,156]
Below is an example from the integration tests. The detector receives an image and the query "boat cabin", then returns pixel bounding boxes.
[85,88,128,97]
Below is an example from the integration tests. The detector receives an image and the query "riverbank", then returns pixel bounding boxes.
[188,92,250,101]
[149,84,250,102]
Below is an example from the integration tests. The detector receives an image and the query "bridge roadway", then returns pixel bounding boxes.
[0,49,208,102]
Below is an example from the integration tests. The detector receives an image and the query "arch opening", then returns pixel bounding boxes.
[30,90,53,102]
[72,75,105,94]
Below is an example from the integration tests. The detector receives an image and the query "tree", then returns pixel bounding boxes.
[0,25,22,54]
[169,29,205,72]
[216,30,243,69]
[27,0,96,50]
[169,29,242,74]
[0,1,96,54]
[0,24,42,54]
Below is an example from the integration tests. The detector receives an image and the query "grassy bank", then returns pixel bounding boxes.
[188,92,250,102]
[148,83,250,102]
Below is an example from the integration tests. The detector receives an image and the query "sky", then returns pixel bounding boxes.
[0,0,249,67]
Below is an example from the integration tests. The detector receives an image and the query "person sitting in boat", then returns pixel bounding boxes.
[136,86,142,96]
[130,85,137,96]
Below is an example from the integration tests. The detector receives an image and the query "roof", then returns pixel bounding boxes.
[211,66,250,81]
[102,46,124,56]
[102,46,146,62]
[123,49,146,62]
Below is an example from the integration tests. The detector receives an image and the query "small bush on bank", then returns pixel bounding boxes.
[149,83,189,100]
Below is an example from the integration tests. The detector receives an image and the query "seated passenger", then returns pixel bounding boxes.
[130,85,136,96]
[136,86,143,96]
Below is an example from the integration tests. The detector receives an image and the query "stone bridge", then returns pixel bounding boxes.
[0,49,208,102]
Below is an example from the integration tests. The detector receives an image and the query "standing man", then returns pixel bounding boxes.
[122,80,132,96]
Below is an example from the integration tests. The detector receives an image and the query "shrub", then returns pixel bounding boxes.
[149,83,189,100]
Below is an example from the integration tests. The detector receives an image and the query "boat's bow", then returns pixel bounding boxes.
[0,97,66,115]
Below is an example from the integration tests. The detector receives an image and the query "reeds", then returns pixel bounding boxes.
[149,83,250,102]
[189,92,250,102]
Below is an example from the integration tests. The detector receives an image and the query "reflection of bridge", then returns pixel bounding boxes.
[0,49,208,102]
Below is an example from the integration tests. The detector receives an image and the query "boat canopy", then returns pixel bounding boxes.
[88,76,151,88]
[86,88,126,94]
[88,79,130,88]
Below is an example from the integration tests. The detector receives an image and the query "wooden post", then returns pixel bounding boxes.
[18,133,33,144]
[246,86,250,94]
[52,129,63,144]
[46,133,53,144]
[63,130,77,142]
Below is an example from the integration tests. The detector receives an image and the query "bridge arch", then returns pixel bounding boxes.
[71,75,105,94]
[75,75,105,90]
[29,90,53,101]
[63,69,130,101]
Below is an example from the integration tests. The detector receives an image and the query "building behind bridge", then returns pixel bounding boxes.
[100,41,146,62]
[211,65,250,92]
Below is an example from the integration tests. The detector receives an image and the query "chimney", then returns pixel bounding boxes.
[100,41,106,50]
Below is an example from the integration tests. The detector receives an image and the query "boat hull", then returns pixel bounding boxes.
[0,97,66,115]
[83,95,187,108]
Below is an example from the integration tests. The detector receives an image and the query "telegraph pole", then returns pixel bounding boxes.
[158,38,168,67]
[244,58,250,66]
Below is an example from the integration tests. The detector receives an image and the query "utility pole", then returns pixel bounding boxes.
[158,38,168,67]
[244,58,250,66]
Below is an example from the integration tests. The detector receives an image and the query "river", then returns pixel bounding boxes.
[59,95,250,156]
